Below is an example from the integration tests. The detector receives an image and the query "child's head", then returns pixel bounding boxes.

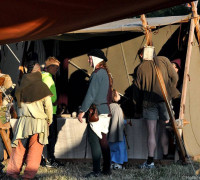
[112,89,121,102]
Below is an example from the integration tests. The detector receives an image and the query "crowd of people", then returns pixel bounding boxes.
[0,47,182,179]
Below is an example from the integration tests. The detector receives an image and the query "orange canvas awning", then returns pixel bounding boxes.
[0,0,192,45]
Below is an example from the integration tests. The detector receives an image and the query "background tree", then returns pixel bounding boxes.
[138,3,200,17]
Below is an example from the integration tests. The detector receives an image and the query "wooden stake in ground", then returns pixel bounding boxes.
[153,60,186,162]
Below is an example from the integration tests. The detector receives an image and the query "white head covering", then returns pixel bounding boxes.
[92,56,103,71]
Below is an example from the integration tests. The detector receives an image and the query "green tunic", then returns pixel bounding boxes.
[42,72,57,114]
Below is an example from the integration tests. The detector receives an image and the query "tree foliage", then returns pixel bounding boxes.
[142,3,200,17]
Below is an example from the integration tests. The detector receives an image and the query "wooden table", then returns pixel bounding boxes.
[54,117,92,159]
[54,117,164,160]
[10,117,165,160]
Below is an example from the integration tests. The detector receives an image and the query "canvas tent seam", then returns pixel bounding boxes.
[120,43,131,86]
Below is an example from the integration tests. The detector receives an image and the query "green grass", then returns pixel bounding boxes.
[2,160,200,180]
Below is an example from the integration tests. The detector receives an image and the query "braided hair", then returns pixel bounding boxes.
[97,61,113,87]
[97,61,113,104]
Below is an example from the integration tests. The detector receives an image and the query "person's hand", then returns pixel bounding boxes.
[165,120,170,124]
[78,112,85,123]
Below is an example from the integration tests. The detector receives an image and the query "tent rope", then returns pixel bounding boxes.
[5,44,20,63]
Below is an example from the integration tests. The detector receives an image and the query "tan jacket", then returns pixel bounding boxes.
[12,96,53,147]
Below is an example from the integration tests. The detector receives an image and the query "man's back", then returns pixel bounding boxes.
[134,56,178,109]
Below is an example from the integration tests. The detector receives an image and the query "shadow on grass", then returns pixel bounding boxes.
[2,161,200,180]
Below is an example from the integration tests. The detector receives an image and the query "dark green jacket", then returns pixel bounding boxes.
[133,56,179,113]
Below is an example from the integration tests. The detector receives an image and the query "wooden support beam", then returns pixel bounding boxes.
[179,18,195,120]
[153,61,186,162]
[140,14,187,162]
[177,2,198,161]
[140,14,152,46]
[191,1,200,45]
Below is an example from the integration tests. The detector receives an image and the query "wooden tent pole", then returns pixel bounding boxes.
[140,14,186,162]
[179,13,195,120]
[140,14,152,46]
[153,59,186,162]
[191,1,200,45]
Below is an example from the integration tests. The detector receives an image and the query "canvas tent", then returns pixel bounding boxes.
[1,14,200,159]
[0,0,193,45]
[182,34,200,158]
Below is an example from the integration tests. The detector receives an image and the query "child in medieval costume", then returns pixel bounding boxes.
[108,89,128,169]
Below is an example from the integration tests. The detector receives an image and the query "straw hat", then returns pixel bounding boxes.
[45,57,60,67]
